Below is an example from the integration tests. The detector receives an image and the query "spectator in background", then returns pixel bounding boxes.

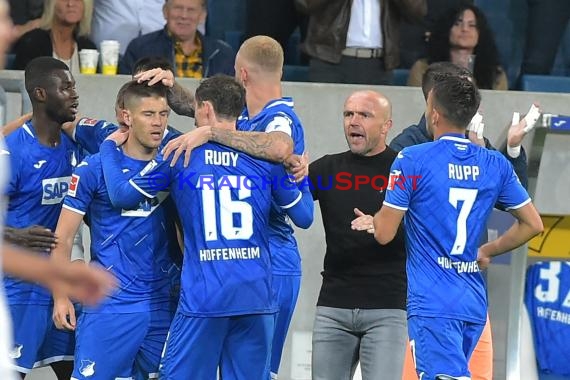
[295,0,426,85]
[90,0,164,56]
[521,0,570,75]
[399,0,471,68]
[119,0,234,78]
[12,0,95,74]
[9,0,43,42]
[407,2,508,90]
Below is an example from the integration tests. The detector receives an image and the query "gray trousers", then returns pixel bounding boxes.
[311,306,407,380]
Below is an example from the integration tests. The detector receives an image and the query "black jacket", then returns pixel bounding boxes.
[119,28,235,77]
[12,28,96,70]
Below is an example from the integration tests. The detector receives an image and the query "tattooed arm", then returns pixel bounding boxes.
[134,68,195,117]
[210,128,293,162]
[168,82,195,117]
[163,126,294,167]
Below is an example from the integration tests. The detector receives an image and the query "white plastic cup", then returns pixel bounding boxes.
[78,49,99,74]
[100,40,120,75]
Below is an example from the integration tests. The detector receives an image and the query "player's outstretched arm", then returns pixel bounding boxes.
[373,205,406,245]
[100,139,173,208]
[210,128,294,163]
[1,112,32,136]
[272,166,314,228]
[285,185,314,229]
[163,127,294,168]
[51,208,87,330]
[3,242,114,304]
[478,202,543,269]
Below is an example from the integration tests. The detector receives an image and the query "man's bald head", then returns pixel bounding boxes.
[345,90,392,120]
[237,35,284,76]
[343,90,393,156]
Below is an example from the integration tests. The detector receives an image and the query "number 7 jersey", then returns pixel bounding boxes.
[384,134,530,323]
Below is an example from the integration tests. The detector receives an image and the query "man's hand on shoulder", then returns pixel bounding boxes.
[105,127,129,146]
[162,126,212,167]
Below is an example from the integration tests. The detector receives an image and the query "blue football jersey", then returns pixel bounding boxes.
[169,143,304,316]
[3,121,81,306]
[384,134,530,324]
[237,98,306,275]
[74,117,181,155]
[63,152,179,313]
[525,261,570,376]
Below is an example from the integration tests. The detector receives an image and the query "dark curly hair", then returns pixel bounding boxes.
[427,2,502,89]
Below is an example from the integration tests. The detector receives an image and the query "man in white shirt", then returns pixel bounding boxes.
[90,0,165,55]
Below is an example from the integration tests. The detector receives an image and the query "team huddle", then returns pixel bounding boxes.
[1,36,544,380]
[3,35,315,380]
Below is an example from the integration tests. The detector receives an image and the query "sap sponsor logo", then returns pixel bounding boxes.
[121,192,169,217]
[9,344,23,359]
[79,360,96,377]
[68,174,80,197]
[42,176,71,205]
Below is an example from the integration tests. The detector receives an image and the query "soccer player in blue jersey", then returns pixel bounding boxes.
[3,57,82,379]
[98,74,313,380]
[51,81,180,380]
[525,261,570,377]
[65,57,183,155]
[133,36,308,378]
[373,75,543,380]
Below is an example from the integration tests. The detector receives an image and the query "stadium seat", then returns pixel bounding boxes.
[392,69,410,86]
[520,75,570,93]
[282,65,309,82]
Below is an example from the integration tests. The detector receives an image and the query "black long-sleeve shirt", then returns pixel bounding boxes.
[309,148,407,310]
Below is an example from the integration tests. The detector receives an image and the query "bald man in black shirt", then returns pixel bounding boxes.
[308,90,407,380]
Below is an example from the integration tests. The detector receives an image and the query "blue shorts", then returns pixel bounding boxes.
[160,312,275,380]
[271,274,301,377]
[9,304,75,373]
[408,316,485,380]
[72,309,171,380]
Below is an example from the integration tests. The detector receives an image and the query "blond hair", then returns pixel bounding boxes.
[41,0,93,37]
[238,35,283,74]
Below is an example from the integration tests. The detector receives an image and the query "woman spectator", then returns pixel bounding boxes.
[12,0,94,74]
[407,2,508,90]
